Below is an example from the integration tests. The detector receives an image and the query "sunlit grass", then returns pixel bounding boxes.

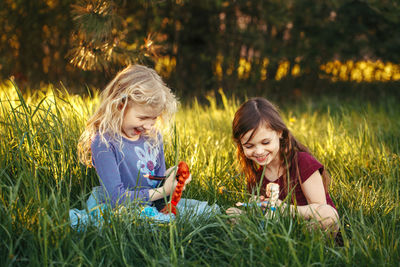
[0,82,399,265]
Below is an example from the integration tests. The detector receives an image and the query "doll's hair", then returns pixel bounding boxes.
[78,65,178,166]
[232,97,330,198]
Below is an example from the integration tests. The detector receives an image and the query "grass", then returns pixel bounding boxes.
[0,81,399,266]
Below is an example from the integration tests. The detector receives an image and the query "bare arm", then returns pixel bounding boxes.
[280,170,339,231]
[296,170,327,218]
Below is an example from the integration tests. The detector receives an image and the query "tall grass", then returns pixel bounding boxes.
[1,82,399,266]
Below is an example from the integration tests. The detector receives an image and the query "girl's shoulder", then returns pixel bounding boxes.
[297,151,315,161]
[296,151,321,166]
[92,132,110,143]
[91,132,119,151]
[294,151,324,181]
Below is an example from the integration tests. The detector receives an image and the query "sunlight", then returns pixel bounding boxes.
[155,55,399,82]
[155,55,176,78]
[237,58,251,79]
[321,60,399,82]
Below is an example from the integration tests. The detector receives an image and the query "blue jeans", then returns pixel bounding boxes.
[69,187,220,229]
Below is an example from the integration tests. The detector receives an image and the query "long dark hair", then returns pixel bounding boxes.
[232,97,330,198]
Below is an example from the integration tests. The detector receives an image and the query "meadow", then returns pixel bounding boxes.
[0,82,399,266]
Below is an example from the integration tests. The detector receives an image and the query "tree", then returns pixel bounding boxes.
[0,0,398,94]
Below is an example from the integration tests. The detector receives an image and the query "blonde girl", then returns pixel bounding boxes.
[227,97,339,233]
[71,65,218,226]
[76,64,185,207]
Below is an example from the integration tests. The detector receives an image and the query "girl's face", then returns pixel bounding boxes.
[240,123,282,167]
[121,104,162,141]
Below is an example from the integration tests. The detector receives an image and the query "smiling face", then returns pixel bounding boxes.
[121,103,162,141]
[240,123,282,167]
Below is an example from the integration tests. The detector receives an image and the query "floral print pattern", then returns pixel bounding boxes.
[135,141,160,187]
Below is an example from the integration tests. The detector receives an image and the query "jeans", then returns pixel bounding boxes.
[69,186,220,229]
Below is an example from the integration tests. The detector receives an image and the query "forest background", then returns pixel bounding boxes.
[1,0,399,100]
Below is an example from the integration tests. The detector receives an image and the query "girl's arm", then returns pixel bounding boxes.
[298,169,327,212]
[147,135,191,201]
[279,170,339,230]
[92,138,154,206]
[148,166,176,201]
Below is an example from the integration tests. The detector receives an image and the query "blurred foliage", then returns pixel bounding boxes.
[0,0,399,96]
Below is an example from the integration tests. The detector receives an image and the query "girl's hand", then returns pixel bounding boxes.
[163,166,178,195]
[226,207,244,215]
[236,195,266,207]
[261,198,283,208]
[163,166,192,194]
[250,195,266,202]
[226,207,244,224]
[261,199,295,217]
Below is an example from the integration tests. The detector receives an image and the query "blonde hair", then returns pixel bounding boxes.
[78,65,178,166]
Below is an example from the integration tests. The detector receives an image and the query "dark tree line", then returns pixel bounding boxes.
[0,0,399,97]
